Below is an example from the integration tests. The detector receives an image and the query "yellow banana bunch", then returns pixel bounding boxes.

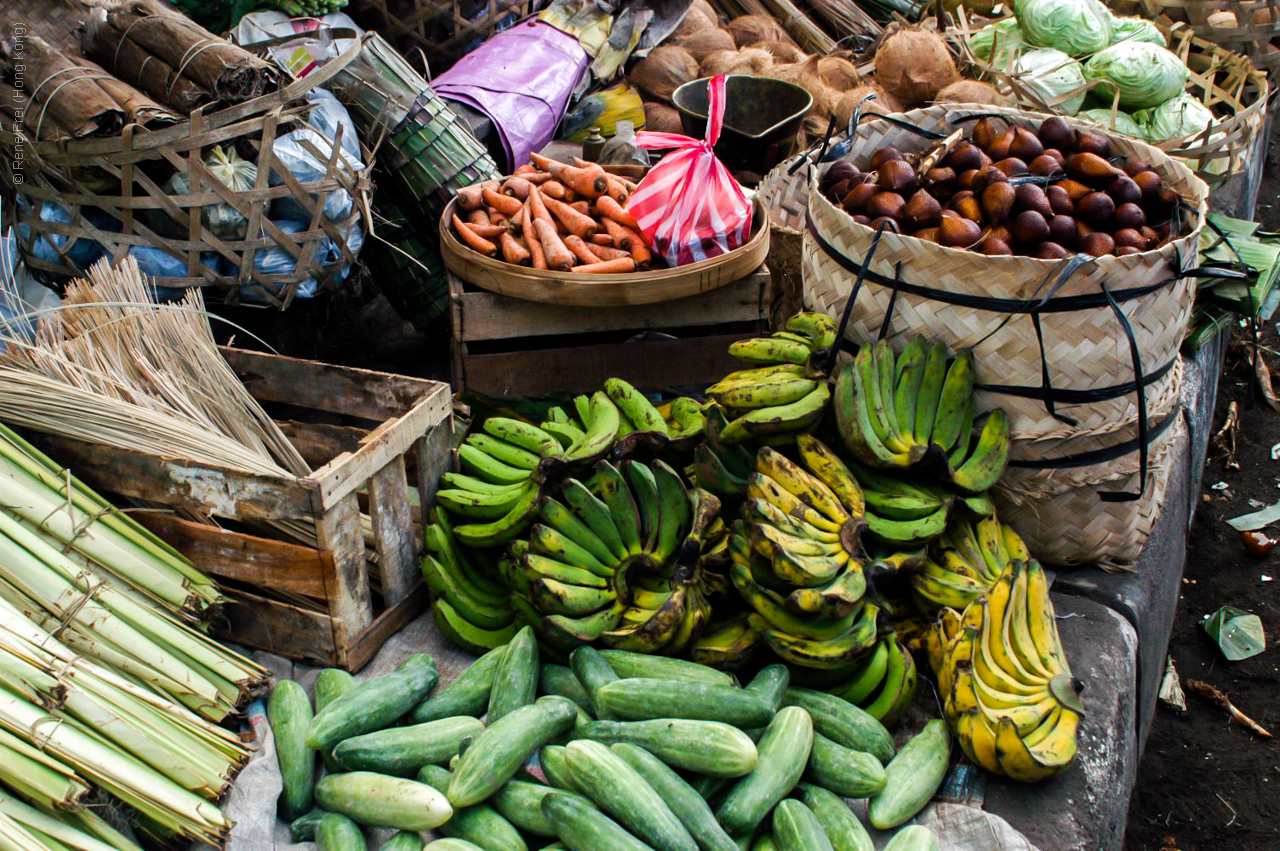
[930,560,1084,782]
[710,313,838,445]
[909,513,1031,614]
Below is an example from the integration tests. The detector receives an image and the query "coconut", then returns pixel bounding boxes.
[830,85,888,125]
[629,45,700,102]
[700,47,774,76]
[758,40,805,63]
[679,29,737,63]
[726,15,790,47]
[934,79,1007,105]
[873,27,960,107]
[644,102,684,134]
[766,55,836,115]
[818,55,861,91]
[670,7,716,42]
[692,0,719,24]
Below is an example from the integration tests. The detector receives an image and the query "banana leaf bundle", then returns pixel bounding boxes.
[365,199,450,333]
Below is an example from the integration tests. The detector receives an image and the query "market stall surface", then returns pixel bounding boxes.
[1124,130,1280,851]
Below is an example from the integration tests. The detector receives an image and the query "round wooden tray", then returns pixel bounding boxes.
[438,197,771,307]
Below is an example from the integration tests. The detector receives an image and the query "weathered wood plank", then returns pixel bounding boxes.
[416,421,451,517]
[277,421,369,468]
[215,590,337,668]
[452,268,770,342]
[368,456,417,606]
[315,492,372,656]
[137,514,332,598]
[457,333,759,399]
[29,434,315,521]
[345,584,431,673]
[221,346,444,423]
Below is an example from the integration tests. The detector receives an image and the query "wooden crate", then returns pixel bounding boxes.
[449,266,776,398]
[31,347,452,672]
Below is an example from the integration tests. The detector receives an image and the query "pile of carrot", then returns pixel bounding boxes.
[451,153,651,274]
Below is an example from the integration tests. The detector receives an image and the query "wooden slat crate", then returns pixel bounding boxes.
[30,347,452,672]
[450,266,776,398]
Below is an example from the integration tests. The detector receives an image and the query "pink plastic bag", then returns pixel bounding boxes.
[624,75,752,267]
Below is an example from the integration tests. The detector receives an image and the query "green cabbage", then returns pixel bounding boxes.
[1014,48,1088,114]
[1015,0,1112,57]
[1084,42,1189,109]
[1078,108,1147,139]
[1135,92,1215,142]
[970,19,1026,67]
[1108,15,1166,47]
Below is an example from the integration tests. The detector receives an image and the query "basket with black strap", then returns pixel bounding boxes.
[802,103,1215,565]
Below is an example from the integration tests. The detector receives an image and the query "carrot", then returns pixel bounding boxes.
[602,217,633,249]
[502,176,533,200]
[464,222,508,239]
[542,193,599,240]
[483,187,523,218]
[481,179,502,192]
[456,185,484,211]
[453,215,497,257]
[466,209,490,226]
[622,228,651,269]
[530,152,569,175]
[514,164,537,176]
[590,233,615,247]
[595,195,640,231]
[621,178,639,192]
[534,218,574,271]
[522,172,555,185]
[519,205,548,270]
[571,257,636,274]
[603,175,629,205]
[489,210,510,231]
[569,200,591,216]
[527,187,554,227]
[588,243,631,262]
[559,163,608,199]
[541,180,567,200]
[564,234,603,265]
[500,231,532,266]
[571,156,592,168]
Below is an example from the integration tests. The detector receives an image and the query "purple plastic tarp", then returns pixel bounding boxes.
[433,20,590,171]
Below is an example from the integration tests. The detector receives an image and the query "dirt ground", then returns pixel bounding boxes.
[1123,132,1280,850]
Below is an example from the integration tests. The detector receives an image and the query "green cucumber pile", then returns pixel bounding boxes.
[270,629,951,850]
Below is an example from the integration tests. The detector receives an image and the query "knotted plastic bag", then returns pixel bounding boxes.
[624,75,752,267]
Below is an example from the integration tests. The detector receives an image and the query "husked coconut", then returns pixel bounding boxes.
[630,45,699,102]
[679,29,737,63]
[692,0,719,24]
[766,54,835,115]
[818,55,861,91]
[644,102,684,134]
[670,7,716,42]
[726,15,790,47]
[874,27,960,106]
[833,84,903,125]
[758,40,805,63]
[934,79,1007,105]
[700,47,774,76]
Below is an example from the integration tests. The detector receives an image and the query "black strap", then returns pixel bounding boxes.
[976,356,1176,403]
[1009,409,1179,470]
[822,221,889,376]
[1097,280,1149,501]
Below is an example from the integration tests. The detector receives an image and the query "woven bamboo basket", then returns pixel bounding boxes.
[996,408,1187,567]
[757,153,810,326]
[0,37,373,308]
[949,20,1268,188]
[801,104,1209,445]
[1108,0,1280,83]
[346,0,533,75]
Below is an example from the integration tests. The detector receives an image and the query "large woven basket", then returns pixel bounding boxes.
[1108,0,1280,84]
[346,0,533,76]
[996,408,1187,567]
[949,20,1268,188]
[801,104,1210,445]
[757,153,810,326]
[0,37,373,308]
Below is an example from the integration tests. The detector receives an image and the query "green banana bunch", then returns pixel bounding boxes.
[690,407,756,500]
[824,634,919,726]
[422,508,518,654]
[930,560,1084,783]
[908,513,1030,614]
[540,393,623,467]
[690,613,761,670]
[847,459,953,550]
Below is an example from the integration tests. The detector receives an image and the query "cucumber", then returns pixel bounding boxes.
[540,664,593,712]
[538,745,585,794]
[781,688,893,765]
[492,779,593,837]
[771,800,832,851]
[424,841,486,851]
[565,740,697,851]
[743,665,790,713]
[598,680,774,728]
[750,836,775,851]
[612,743,738,851]
[448,696,579,807]
[308,654,439,751]
[579,719,758,777]
[333,716,485,775]
[383,832,426,851]
[883,825,939,851]
[314,771,452,831]
[689,774,732,800]
[412,646,504,724]
[569,646,619,719]
[288,810,324,842]
[867,720,950,830]
[316,813,366,851]
[489,626,538,723]
[600,650,735,686]
[417,765,528,851]
[268,679,314,820]
[805,733,886,798]
[716,706,813,837]
[796,784,873,851]
[541,790,654,851]
[315,669,357,772]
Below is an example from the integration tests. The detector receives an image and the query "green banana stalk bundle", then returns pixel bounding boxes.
[706,313,838,446]
[925,560,1084,783]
